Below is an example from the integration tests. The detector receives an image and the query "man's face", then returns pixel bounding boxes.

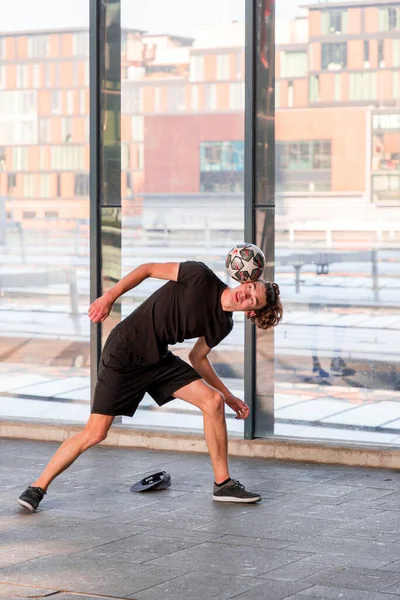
[231,281,267,315]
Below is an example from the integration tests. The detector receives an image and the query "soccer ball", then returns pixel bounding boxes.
[225,243,265,283]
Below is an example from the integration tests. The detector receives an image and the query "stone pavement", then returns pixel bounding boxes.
[3,440,400,599]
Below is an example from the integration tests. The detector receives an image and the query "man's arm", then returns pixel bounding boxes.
[88,262,179,323]
[188,337,250,420]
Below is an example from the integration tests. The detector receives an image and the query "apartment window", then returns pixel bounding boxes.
[44,64,51,88]
[217,54,230,81]
[321,9,348,34]
[0,91,36,118]
[276,140,332,192]
[12,147,28,171]
[137,144,144,171]
[121,144,130,170]
[200,141,244,172]
[79,89,86,114]
[309,74,320,102]
[61,117,73,142]
[33,64,41,88]
[8,173,16,191]
[45,211,59,218]
[364,41,370,66]
[131,116,144,141]
[51,146,85,170]
[51,90,61,114]
[74,173,89,196]
[378,40,385,67]
[204,84,217,110]
[67,90,74,115]
[28,35,49,58]
[39,174,51,198]
[167,85,185,111]
[23,174,35,198]
[321,43,347,70]
[84,62,89,87]
[378,7,400,31]
[154,87,161,112]
[38,119,50,144]
[20,121,36,144]
[23,211,36,219]
[73,62,79,87]
[72,32,89,56]
[349,72,377,100]
[190,55,204,82]
[229,83,244,110]
[200,141,244,192]
[191,85,198,111]
[281,52,307,78]
[121,86,142,113]
[288,81,294,108]
[16,65,28,89]
[236,52,243,79]
[334,74,341,101]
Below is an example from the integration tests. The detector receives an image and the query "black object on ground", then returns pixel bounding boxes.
[130,471,171,492]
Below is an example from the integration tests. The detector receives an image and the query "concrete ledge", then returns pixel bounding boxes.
[2,419,400,469]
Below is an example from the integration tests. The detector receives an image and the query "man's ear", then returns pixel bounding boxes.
[246,311,256,319]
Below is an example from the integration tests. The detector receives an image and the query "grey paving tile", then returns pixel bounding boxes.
[0,583,62,598]
[296,585,400,599]
[132,571,262,600]
[139,541,311,576]
[222,580,314,600]
[301,567,400,592]
[259,561,328,582]
[286,536,400,565]
[298,554,394,570]
[332,472,400,490]
[0,554,188,597]
[209,534,292,550]
[290,504,382,522]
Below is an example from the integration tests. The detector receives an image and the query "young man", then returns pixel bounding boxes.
[18,261,283,511]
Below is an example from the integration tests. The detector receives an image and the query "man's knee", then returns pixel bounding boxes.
[201,390,225,417]
[82,425,109,448]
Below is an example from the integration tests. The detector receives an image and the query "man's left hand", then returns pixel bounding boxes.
[225,394,250,420]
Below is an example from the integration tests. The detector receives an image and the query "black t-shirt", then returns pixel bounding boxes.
[116,261,234,363]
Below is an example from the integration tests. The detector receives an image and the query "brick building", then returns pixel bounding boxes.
[0,2,399,227]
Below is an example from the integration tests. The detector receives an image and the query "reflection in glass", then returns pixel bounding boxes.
[275,0,400,444]
[101,207,121,344]
[0,2,90,422]
[120,0,245,433]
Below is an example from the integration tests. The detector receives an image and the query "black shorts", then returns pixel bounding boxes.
[91,331,201,417]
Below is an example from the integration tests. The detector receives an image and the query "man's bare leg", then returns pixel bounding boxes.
[173,379,229,483]
[32,414,114,491]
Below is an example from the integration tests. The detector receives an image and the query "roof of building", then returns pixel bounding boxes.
[0,26,144,37]
[302,0,400,9]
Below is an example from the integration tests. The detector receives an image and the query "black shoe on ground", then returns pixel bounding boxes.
[17,486,46,512]
[213,479,261,503]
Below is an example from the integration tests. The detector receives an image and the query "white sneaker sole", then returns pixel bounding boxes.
[212,495,262,503]
[17,498,36,512]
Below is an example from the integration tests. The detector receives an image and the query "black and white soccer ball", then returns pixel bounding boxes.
[225,243,265,283]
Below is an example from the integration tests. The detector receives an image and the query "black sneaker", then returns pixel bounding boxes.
[17,486,46,512]
[213,479,261,503]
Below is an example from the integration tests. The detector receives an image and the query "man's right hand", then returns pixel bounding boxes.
[88,292,113,323]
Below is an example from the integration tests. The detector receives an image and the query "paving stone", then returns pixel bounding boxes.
[0,583,62,598]
[298,554,394,570]
[287,535,400,565]
[220,580,314,599]
[296,585,400,599]
[301,566,400,592]
[139,541,311,576]
[259,560,328,581]
[0,554,189,597]
[132,571,263,600]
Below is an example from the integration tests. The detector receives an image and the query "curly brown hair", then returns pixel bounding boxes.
[248,281,283,330]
